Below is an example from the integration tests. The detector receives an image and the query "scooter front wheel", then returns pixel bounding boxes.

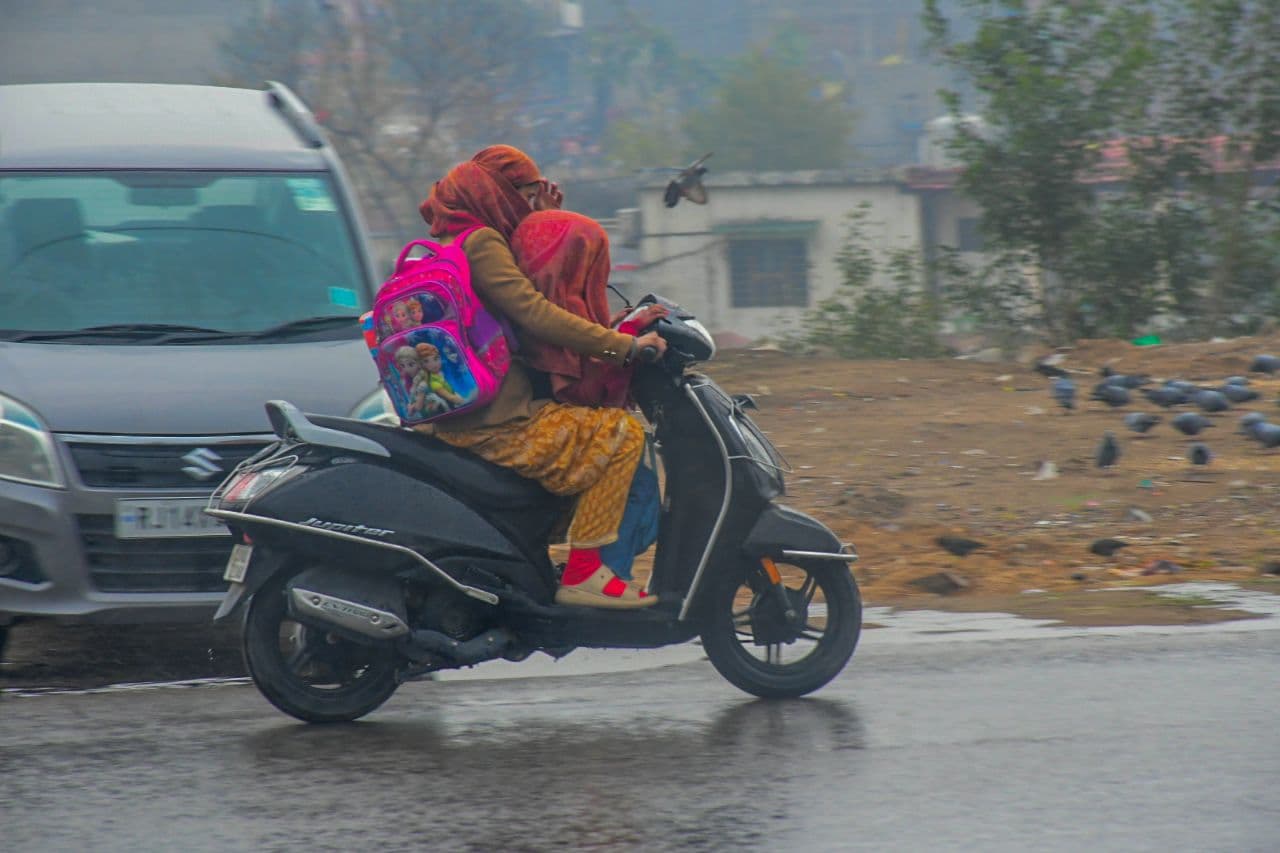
[700,558,861,699]
[243,569,400,723]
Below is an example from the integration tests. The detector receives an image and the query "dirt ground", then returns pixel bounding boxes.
[695,330,1280,624]
[6,332,1280,688]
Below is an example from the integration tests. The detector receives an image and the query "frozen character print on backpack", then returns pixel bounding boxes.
[411,342,467,413]
[436,337,479,404]
[389,300,414,332]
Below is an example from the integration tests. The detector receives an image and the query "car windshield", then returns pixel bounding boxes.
[0,171,369,342]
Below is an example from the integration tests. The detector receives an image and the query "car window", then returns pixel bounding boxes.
[0,171,369,339]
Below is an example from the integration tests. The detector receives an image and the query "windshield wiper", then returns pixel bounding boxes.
[246,315,362,340]
[8,323,234,343]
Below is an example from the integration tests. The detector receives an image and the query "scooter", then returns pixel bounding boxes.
[206,295,861,722]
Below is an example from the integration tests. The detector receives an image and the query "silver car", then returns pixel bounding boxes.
[0,82,395,647]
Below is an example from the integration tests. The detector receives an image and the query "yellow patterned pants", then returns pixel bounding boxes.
[434,403,645,548]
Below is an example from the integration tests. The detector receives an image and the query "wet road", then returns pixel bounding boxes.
[3,629,1277,852]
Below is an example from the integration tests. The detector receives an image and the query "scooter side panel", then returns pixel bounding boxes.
[249,462,525,562]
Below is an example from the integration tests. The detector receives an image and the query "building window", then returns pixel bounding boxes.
[727,238,810,308]
[956,217,984,252]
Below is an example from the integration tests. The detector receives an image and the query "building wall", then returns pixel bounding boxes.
[632,175,924,341]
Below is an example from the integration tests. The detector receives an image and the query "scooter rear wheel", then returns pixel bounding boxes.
[700,558,861,698]
[243,570,400,723]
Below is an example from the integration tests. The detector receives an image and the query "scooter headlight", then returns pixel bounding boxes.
[683,319,717,360]
[0,394,65,488]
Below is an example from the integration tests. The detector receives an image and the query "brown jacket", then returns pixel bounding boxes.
[429,226,634,432]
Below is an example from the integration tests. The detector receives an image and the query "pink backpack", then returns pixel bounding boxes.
[361,226,512,426]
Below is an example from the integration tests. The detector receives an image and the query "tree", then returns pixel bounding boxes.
[682,47,854,171]
[1143,0,1280,333]
[220,0,542,242]
[924,0,1157,341]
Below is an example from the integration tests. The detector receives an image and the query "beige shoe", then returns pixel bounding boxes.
[554,566,659,609]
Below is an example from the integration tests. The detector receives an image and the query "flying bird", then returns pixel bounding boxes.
[662,152,713,208]
[1171,412,1214,436]
[1187,442,1212,466]
[1124,412,1160,435]
[1095,431,1120,470]
[1052,377,1076,412]
[936,535,985,557]
[1089,538,1129,557]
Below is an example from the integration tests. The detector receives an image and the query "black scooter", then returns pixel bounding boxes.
[206,295,861,722]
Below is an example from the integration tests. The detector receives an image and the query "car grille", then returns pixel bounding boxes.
[76,514,232,593]
[64,441,267,488]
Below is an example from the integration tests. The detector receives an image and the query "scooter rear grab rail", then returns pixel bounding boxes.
[265,399,390,457]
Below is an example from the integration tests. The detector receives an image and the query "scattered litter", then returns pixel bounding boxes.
[1032,461,1059,481]
[1128,508,1154,523]
[1141,559,1183,575]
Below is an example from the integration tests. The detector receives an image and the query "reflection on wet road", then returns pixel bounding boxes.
[3,629,1278,852]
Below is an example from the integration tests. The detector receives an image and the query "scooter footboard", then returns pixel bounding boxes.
[741,503,856,562]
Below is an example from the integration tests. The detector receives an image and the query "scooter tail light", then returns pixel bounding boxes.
[221,466,306,505]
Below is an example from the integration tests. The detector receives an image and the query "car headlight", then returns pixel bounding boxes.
[0,394,66,488]
[348,388,399,425]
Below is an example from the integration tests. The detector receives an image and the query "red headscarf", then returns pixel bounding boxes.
[419,145,542,241]
[511,210,631,408]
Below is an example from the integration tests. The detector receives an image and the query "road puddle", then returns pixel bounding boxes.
[863,581,1280,644]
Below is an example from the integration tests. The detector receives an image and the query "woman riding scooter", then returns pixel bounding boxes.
[417,145,666,609]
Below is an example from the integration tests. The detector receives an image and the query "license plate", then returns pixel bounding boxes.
[223,543,253,583]
[114,498,229,539]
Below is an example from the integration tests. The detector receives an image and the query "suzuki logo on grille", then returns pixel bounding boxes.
[181,447,223,481]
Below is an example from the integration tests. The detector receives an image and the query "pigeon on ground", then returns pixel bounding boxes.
[1171,412,1214,436]
[1124,412,1160,434]
[1095,431,1121,469]
[1238,412,1267,434]
[1052,377,1076,412]
[1188,442,1212,466]
[1091,384,1130,408]
[1248,354,1280,374]
[1142,386,1186,408]
[1248,421,1280,448]
[1035,356,1070,378]
[1192,389,1230,413]
[1219,384,1260,404]
[1102,373,1150,389]
[936,535,985,557]
[1090,538,1129,557]
[1224,376,1250,386]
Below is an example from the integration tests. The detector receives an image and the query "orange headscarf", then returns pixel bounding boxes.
[511,210,631,408]
[419,145,542,241]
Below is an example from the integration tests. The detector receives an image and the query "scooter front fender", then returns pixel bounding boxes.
[212,547,291,622]
[741,503,853,561]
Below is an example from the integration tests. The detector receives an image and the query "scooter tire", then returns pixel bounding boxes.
[243,570,400,723]
[700,558,861,699]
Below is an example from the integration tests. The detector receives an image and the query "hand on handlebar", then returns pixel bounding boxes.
[633,331,667,362]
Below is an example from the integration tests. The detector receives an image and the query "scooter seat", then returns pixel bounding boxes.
[308,415,554,507]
